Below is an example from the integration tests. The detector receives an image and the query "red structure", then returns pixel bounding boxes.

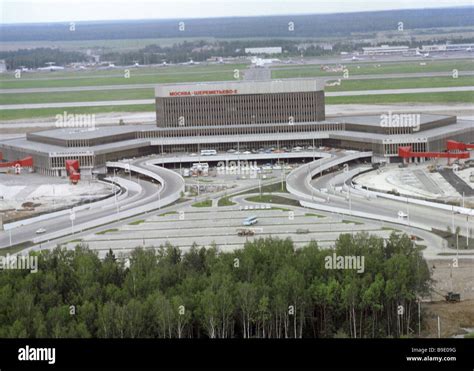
[65,159,81,184]
[446,140,474,151]
[0,155,34,168]
[398,146,470,160]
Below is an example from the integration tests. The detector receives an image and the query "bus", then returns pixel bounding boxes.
[201,149,217,156]
[242,216,258,226]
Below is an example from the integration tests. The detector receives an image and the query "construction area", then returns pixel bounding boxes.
[354,140,474,206]
[0,172,115,223]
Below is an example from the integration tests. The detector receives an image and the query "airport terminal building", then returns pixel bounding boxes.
[155,80,326,127]
[0,79,473,177]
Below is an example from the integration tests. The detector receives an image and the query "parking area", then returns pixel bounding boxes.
[62,205,396,258]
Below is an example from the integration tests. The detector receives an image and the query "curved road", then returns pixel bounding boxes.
[0,159,184,249]
[286,152,473,247]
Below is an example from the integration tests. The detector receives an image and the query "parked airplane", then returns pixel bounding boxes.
[250,56,280,67]
[181,59,200,65]
[37,66,65,71]
[415,49,430,58]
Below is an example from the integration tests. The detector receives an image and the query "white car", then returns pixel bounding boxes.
[189,153,198,157]
[243,151,251,155]
[398,211,408,219]
[36,228,46,234]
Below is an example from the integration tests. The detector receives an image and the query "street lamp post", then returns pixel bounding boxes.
[467,215,470,246]
[452,205,455,233]
[158,189,161,210]
[406,197,410,231]
[349,188,352,216]
[70,209,75,236]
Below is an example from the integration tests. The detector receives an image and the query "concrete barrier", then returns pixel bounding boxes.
[299,200,432,232]
[351,182,474,216]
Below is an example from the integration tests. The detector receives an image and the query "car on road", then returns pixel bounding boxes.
[242,216,258,226]
[398,211,408,219]
[189,153,198,156]
[201,149,217,156]
[243,151,252,155]
[35,228,46,234]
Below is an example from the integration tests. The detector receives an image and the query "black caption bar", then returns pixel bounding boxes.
[0,338,473,370]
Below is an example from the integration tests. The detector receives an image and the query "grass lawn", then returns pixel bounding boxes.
[159,211,178,216]
[237,181,287,196]
[245,194,300,207]
[128,219,145,225]
[95,228,119,235]
[326,76,474,92]
[0,241,34,255]
[0,104,155,120]
[0,64,247,89]
[305,213,325,218]
[326,91,474,104]
[218,196,236,207]
[272,59,474,78]
[0,88,154,105]
[192,199,212,208]
[342,219,364,225]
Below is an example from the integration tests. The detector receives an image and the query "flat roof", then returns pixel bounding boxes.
[28,124,154,141]
[28,114,454,143]
[2,117,472,157]
[326,113,455,127]
[155,79,325,97]
[329,120,473,142]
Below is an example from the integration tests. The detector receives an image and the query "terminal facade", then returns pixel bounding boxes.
[0,79,472,177]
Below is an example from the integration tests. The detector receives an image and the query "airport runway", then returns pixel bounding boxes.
[2,86,472,110]
[243,67,271,80]
[1,71,473,94]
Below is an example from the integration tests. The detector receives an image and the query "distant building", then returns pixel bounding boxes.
[421,43,474,52]
[297,43,333,51]
[362,45,410,56]
[245,47,282,55]
[0,60,6,73]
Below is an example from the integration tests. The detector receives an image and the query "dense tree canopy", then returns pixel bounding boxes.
[0,48,88,70]
[0,233,430,338]
[1,9,472,42]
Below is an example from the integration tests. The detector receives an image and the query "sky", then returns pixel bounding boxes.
[1,0,473,24]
